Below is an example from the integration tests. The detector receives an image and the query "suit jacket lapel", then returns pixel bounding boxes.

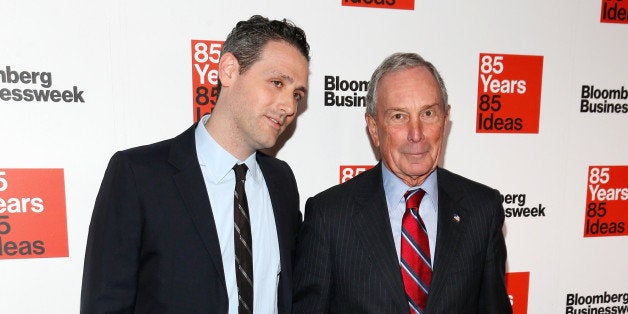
[169,124,227,291]
[256,155,291,253]
[351,164,407,311]
[256,154,301,313]
[256,155,293,272]
[427,168,466,308]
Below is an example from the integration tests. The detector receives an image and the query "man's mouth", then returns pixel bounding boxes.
[266,115,283,128]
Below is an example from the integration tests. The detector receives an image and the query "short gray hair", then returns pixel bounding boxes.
[365,52,448,116]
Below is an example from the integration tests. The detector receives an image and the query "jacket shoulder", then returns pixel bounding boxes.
[113,124,196,166]
[310,164,381,203]
[439,168,498,191]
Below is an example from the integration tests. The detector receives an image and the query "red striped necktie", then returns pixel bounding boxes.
[400,188,432,314]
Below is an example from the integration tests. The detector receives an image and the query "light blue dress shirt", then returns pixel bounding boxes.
[195,115,280,314]
[382,163,439,265]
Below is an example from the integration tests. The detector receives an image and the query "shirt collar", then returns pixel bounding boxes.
[195,114,260,183]
[382,162,439,212]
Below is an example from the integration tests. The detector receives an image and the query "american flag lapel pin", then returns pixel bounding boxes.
[453,213,461,223]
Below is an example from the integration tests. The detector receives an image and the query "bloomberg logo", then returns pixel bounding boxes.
[324,75,369,108]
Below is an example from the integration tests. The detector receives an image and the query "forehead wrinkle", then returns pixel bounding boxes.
[383,107,407,114]
[381,102,442,113]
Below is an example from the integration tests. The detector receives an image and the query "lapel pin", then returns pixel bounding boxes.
[453,214,461,223]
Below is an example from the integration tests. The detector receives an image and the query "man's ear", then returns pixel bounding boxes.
[444,104,451,128]
[365,113,380,147]
[218,52,240,88]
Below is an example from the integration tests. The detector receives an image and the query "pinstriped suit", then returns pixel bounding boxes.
[293,163,512,313]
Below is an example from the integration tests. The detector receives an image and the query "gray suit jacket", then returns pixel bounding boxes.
[293,163,512,313]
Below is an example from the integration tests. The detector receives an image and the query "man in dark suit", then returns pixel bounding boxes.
[293,53,512,313]
[81,15,309,313]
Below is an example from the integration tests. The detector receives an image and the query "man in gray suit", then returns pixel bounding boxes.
[293,52,512,313]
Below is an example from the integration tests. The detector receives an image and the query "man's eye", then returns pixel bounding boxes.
[294,93,302,102]
[272,80,283,87]
[393,113,404,120]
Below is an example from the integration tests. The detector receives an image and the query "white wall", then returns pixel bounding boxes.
[1,1,627,313]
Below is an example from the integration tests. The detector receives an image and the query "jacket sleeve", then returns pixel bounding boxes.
[80,152,142,314]
[478,189,513,314]
[292,196,332,313]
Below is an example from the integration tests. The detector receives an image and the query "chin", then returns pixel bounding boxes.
[404,165,432,175]
[261,139,279,150]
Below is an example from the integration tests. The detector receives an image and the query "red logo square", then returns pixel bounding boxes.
[0,169,68,259]
[476,53,544,133]
[339,165,374,183]
[341,0,414,10]
[584,166,628,237]
[506,272,530,314]
[191,40,223,122]
[601,0,628,24]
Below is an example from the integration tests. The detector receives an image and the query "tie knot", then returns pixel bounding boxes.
[404,188,425,210]
[233,163,248,182]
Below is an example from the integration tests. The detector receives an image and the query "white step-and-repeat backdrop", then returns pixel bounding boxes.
[1,1,627,313]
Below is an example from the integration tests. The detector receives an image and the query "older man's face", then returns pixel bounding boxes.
[366,66,449,186]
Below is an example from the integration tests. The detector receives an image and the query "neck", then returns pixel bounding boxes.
[204,106,254,161]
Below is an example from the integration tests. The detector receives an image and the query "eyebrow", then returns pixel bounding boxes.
[272,71,308,94]
[425,103,444,110]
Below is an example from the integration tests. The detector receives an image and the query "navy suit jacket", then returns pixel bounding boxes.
[293,163,512,313]
[81,124,301,313]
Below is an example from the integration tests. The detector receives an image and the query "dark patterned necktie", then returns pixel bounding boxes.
[400,188,432,314]
[233,164,253,314]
